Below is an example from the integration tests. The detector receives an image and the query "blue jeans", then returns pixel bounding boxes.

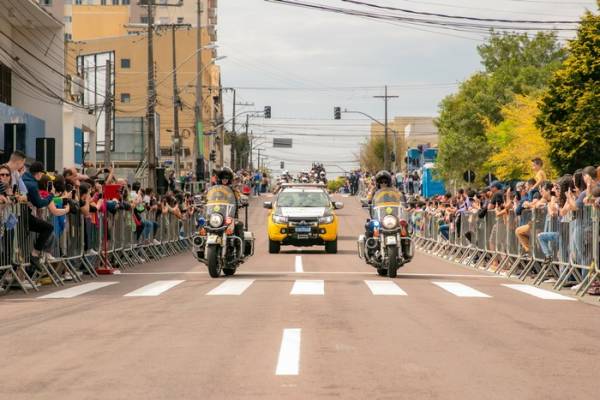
[537,231,558,258]
[439,224,449,240]
[142,220,159,240]
[253,183,260,195]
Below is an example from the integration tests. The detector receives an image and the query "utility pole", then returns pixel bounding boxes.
[374,85,398,171]
[230,89,236,170]
[244,114,250,169]
[171,25,181,182]
[194,0,203,181]
[146,0,157,190]
[103,59,112,168]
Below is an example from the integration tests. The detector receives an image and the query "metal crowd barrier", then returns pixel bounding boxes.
[0,201,198,296]
[412,205,600,298]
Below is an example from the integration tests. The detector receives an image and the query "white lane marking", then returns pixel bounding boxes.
[502,284,576,301]
[206,279,255,296]
[364,280,407,296]
[38,282,118,299]
[432,282,491,298]
[295,256,304,273]
[276,328,301,376]
[291,280,324,295]
[124,280,184,297]
[119,272,502,278]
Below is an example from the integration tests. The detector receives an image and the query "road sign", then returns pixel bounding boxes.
[273,138,293,148]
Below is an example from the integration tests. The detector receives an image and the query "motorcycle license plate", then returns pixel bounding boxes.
[207,235,221,245]
[296,226,311,233]
[385,236,397,245]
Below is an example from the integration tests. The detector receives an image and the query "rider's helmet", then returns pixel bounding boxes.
[375,170,392,189]
[216,167,234,185]
[320,171,326,177]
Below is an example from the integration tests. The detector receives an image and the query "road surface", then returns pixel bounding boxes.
[1,194,599,400]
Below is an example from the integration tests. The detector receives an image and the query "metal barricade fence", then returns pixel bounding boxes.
[412,204,600,298]
[1,200,199,296]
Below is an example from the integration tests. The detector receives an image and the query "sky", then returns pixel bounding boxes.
[217,0,597,176]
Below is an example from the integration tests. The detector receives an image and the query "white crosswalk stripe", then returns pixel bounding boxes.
[124,280,184,297]
[502,284,576,301]
[38,282,119,299]
[207,279,255,296]
[291,280,324,295]
[364,280,407,296]
[432,282,491,298]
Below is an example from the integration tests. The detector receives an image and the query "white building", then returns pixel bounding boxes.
[0,0,65,168]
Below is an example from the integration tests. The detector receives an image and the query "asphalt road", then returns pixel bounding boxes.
[1,194,599,400]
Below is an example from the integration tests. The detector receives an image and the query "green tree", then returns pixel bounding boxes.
[485,95,554,180]
[436,31,566,182]
[537,6,600,174]
[359,136,385,173]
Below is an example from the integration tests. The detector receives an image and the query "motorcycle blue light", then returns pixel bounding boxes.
[197,217,206,227]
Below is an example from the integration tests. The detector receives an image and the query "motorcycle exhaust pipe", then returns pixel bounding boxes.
[357,235,366,259]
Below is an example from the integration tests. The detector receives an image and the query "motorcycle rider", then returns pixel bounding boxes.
[213,167,246,237]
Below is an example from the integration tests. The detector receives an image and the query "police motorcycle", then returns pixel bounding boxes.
[193,169,255,278]
[357,171,413,278]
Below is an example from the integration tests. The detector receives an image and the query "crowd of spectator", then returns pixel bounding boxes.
[0,151,197,291]
[405,158,600,295]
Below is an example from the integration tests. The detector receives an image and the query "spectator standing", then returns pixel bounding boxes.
[22,162,55,274]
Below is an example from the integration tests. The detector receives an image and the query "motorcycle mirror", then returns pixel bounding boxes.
[334,202,344,210]
[263,201,273,209]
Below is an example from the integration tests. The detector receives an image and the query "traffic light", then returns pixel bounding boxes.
[264,106,272,119]
[209,150,216,162]
[334,106,341,120]
[280,161,285,169]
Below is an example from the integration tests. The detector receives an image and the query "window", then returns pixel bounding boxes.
[177,17,184,24]
[140,16,148,24]
[75,0,82,4]
[64,33,72,41]
[120,58,131,69]
[122,0,130,4]
[0,63,12,106]
[64,16,72,23]
[41,0,52,6]
[120,93,131,103]
[101,0,107,5]
[112,0,119,5]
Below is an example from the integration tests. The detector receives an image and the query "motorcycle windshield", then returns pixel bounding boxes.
[372,189,402,222]
[373,205,401,221]
[205,185,237,218]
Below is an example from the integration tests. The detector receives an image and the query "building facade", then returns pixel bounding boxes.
[0,0,66,168]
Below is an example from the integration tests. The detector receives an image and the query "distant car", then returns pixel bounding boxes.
[264,184,343,254]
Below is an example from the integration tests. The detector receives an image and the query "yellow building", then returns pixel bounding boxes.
[66,27,221,172]
[70,5,130,41]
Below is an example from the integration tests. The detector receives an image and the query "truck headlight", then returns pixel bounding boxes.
[273,215,288,224]
[318,215,334,225]
[382,215,398,229]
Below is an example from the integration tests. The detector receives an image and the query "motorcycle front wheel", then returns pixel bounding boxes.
[207,245,222,278]
[387,245,398,278]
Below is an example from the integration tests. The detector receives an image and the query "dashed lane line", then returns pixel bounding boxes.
[124,280,184,297]
[295,256,304,273]
[432,281,491,298]
[206,279,255,296]
[290,280,324,295]
[502,284,576,301]
[364,280,407,296]
[38,282,119,299]
[276,328,301,376]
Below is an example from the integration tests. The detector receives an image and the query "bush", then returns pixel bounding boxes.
[327,177,346,193]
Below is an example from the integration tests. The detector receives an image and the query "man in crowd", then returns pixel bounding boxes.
[22,162,56,274]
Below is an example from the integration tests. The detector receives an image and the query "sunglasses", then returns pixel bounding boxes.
[0,173,10,177]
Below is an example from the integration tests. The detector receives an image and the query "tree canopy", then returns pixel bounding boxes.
[537,8,600,174]
[436,31,566,183]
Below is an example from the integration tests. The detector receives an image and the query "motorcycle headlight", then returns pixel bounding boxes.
[208,213,224,228]
[382,215,398,229]
[273,215,288,224]
[318,215,334,225]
